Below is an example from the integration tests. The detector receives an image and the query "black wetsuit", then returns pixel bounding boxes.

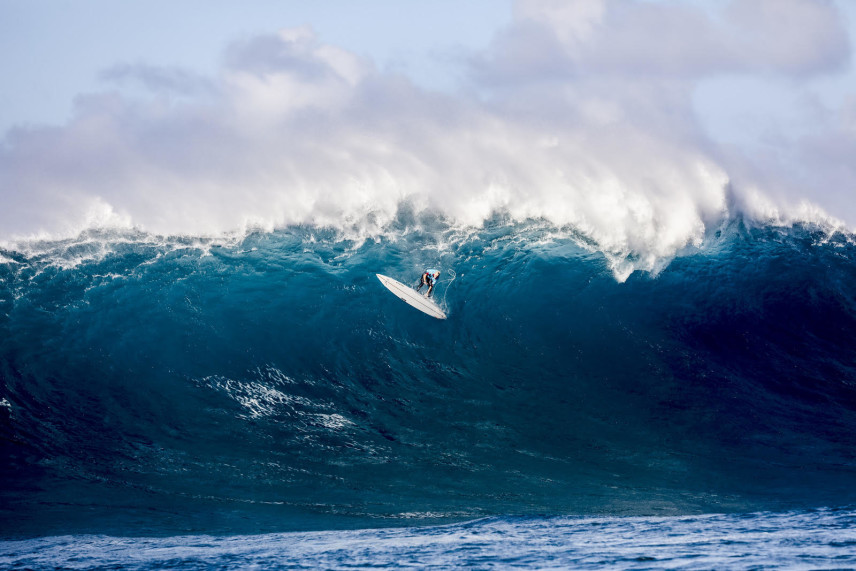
[416,271,437,297]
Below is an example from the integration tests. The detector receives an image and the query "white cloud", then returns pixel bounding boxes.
[725,0,850,74]
[477,0,849,82]
[100,64,216,96]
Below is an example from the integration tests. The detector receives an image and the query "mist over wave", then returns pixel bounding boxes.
[3,0,854,268]
[2,214,856,537]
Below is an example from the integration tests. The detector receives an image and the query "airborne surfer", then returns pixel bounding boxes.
[416,269,441,298]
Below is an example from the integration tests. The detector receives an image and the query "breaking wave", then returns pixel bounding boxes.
[2,212,856,537]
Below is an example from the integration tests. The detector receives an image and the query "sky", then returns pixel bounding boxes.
[2,0,856,271]
[0,0,513,131]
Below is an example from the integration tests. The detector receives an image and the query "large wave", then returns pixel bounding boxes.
[2,213,856,537]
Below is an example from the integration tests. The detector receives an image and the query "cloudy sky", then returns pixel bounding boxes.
[2,0,855,266]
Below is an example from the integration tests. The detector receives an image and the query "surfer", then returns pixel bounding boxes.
[416,269,441,298]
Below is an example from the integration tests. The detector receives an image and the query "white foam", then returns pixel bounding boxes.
[733,185,847,231]
[205,376,315,420]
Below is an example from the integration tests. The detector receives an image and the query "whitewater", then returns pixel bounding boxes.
[4,510,856,569]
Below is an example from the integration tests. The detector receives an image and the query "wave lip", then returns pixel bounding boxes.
[2,196,850,281]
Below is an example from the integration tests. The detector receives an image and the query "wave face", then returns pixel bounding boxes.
[2,215,856,536]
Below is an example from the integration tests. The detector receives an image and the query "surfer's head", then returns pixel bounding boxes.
[434,271,440,278]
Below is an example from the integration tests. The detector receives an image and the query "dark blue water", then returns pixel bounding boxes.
[2,215,856,565]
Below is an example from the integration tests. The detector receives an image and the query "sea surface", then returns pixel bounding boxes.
[2,214,856,567]
[3,509,856,569]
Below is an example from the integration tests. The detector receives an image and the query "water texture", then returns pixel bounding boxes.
[3,509,856,570]
[2,215,856,563]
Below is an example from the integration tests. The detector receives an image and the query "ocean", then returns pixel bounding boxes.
[2,213,856,568]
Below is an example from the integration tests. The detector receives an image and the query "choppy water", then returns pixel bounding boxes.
[3,509,856,570]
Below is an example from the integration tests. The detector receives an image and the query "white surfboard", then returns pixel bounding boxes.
[376,274,447,320]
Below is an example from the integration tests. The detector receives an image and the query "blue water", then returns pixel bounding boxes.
[3,509,856,569]
[2,214,856,566]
